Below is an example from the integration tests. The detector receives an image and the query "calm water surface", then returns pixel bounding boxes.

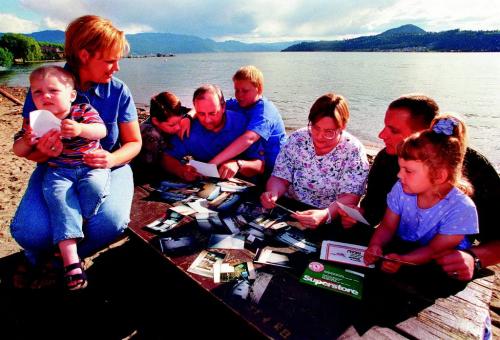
[1,52,499,169]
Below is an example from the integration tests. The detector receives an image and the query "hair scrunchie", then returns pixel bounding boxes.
[432,117,458,136]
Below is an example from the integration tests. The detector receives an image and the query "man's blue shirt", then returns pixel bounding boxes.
[166,109,265,162]
[226,97,286,172]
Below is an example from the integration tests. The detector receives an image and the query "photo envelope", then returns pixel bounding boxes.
[320,240,375,268]
[300,261,364,300]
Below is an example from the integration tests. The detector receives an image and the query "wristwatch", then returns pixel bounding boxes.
[462,249,482,276]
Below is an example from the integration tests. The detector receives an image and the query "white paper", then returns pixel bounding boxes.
[187,199,216,213]
[188,160,220,178]
[30,110,61,137]
[320,240,375,268]
[336,201,370,225]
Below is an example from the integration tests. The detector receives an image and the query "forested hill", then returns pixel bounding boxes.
[283,25,500,52]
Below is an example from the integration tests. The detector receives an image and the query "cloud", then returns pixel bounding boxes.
[9,0,500,42]
[0,13,40,33]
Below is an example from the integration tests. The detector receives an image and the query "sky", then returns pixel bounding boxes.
[1,0,499,43]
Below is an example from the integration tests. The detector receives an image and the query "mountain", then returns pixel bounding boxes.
[27,30,65,43]
[125,33,297,53]
[283,25,500,52]
[0,30,295,53]
[379,24,426,36]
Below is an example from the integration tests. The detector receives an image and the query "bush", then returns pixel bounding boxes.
[0,47,13,68]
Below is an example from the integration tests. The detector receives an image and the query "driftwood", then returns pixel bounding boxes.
[0,87,23,106]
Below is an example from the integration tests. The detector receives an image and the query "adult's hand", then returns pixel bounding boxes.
[21,126,37,146]
[218,160,238,179]
[178,116,191,140]
[83,149,117,169]
[260,191,278,209]
[36,130,63,157]
[434,249,475,281]
[380,253,402,273]
[364,244,382,266]
[291,209,328,229]
[180,164,202,182]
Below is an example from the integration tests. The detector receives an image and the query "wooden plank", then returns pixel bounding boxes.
[397,317,452,339]
[361,326,408,339]
[397,277,492,340]
[455,281,492,308]
[416,298,486,339]
[0,87,23,105]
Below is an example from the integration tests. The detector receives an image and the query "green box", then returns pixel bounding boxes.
[300,261,364,300]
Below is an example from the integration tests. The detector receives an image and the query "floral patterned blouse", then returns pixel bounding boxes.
[272,128,369,208]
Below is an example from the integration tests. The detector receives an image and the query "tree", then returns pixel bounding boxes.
[0,47,13,68]
[39,42,65,60]
[0,33,42,62]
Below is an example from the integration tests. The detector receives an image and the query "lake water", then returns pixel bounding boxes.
[1,52,499,170]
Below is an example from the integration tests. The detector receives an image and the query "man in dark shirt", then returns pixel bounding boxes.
[357,94,500,281]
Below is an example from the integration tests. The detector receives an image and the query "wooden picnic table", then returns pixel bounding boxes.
[128,183,496,339]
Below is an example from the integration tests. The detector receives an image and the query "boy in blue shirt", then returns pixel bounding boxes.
[209,65,287,176]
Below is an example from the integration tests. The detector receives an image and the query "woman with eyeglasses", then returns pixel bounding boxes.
[260,92,369,229]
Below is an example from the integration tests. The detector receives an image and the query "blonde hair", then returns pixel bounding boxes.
[308,92,350,129]
[65,15,130,70]
[232,65,264,91]
[398,113,471,194]
[29,65,75,89]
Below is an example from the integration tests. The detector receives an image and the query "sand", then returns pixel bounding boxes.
[0,86,32,258]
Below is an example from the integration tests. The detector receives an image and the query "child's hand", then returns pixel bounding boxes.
[218,160,238,179]
[260,191,278,209]
[381,253,403,273]
[364,245,382,265]
[61,119,82,138]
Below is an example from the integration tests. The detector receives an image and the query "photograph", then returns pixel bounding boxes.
[208,234,245,250]
[159,236,197,254]
[187,250,227,278]
[143,209,185,233]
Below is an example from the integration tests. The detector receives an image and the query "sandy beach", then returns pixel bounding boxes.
[0,86,33,258]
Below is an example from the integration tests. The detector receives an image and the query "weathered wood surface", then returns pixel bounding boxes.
[129,184,497,339]
[0,87,23,105]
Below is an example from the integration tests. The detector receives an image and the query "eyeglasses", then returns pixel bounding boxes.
[308,123,340,140]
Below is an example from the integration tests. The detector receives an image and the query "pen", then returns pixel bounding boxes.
[375,254,417,266]
[274,202,297,215]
